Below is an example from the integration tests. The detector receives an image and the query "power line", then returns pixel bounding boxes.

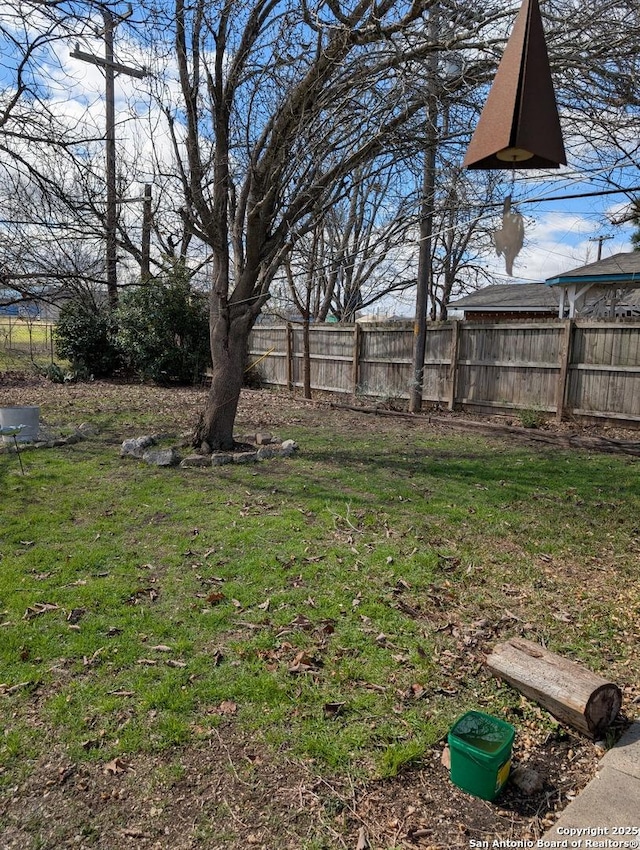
[490,184,640,209]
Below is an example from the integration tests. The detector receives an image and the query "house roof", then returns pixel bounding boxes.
[545,252,640,286]
[449,282,560,312]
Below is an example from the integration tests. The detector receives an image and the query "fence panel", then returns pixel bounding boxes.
[305,325,354,393]
[455,322,564,412]
[423,324,454,404]
[248,320,640,423]
[249,326,289,385]
[568,323,640,421]
[358,324,414,398]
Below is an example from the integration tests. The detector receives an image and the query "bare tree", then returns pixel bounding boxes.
[552,0,640,228]
[417,0,640,320]
[149,0,517,449]
[0,1,199,308]
[278,161,414,323]
[428,169,505,319]
[0,2,124,306]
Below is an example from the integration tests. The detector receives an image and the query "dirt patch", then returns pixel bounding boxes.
[2,376,639,450]
[0,719,609,850]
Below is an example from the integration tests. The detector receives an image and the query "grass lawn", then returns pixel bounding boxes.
[0,381,638,848]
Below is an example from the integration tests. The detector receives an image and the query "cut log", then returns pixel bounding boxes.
[486,638,622,739]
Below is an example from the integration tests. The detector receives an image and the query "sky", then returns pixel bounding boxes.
[0,2,638,312]
[487,195,634,283]
[500,173,635,274]
[383,181,636,318]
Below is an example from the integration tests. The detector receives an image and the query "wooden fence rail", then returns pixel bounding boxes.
[249,320,640,424]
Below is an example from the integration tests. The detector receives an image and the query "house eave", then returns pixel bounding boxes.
[459,305,556,312]
[546,273,640,287]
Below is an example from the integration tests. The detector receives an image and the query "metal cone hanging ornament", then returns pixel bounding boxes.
[463,0,566,169]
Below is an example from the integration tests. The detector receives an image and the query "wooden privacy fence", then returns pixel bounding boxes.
[248,320,640,424]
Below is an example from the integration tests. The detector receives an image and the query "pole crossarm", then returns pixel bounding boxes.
[70,46,147,79]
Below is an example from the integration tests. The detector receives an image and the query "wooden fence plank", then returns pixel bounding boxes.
[447,320,460,410]
[248,321,640,423]
[555,319,573,423]
[352,323,362,397]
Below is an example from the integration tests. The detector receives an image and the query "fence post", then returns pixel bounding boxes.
[352,322,362,398]
[555,319,574,423]
[447,320,460,411]
[286,323,294,391]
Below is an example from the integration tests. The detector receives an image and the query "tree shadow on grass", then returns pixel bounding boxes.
[293,443,638,506]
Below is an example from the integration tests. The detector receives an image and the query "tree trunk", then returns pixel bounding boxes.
[486,638,622,739]
[194,312,251,452]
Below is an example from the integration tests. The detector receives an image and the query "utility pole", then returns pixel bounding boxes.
[103,8,117,307]
[141,184,153,282]
[409,14,439,414]
[589,234,613,262]
[71,7,147,307]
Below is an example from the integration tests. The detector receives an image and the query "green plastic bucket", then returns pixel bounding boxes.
[448,710,515,801]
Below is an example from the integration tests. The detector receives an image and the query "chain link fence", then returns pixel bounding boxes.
[0,317,56,361]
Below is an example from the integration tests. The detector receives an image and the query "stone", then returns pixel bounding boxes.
[117,433,300,469]
[180,455,211,468]
[142,448,180,467]
[510,765,544,795]
[256,446,275,460]
[76,422,100,437]
[233,451,258,464]
[121,436,156,458]
[211,453,234,466]
[441,745,451,770]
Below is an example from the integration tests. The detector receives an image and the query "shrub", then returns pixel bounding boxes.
[519,408,547,429]
[43,363,66,383]
[116,268,210,385]
[243,360,264,389]
[53,296,120,377]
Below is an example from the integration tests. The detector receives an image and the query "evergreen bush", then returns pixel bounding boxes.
[116,267,210,385]
[53,296,120,377]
